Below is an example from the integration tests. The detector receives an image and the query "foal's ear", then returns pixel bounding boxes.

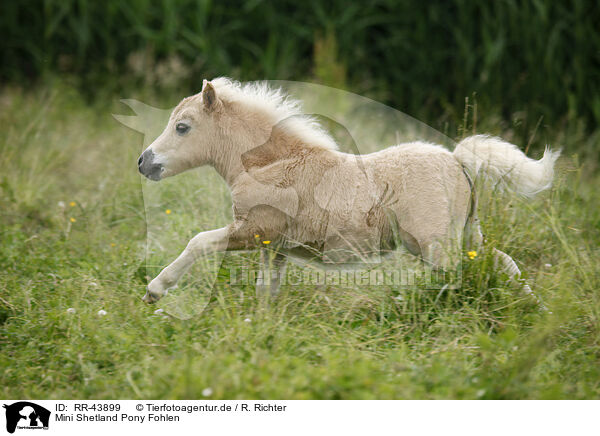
[202,79,218,111]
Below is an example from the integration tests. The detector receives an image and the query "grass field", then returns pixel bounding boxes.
[1,83,599,399]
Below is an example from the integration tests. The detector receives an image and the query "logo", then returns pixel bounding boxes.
[3,402,50,433]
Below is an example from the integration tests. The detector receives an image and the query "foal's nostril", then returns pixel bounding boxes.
[138,155,143,167]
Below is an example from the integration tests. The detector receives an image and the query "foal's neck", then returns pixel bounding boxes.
[210,121,273,186]
[211,121,334,187]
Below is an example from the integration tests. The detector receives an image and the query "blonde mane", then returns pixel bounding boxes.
[211,77,338,151]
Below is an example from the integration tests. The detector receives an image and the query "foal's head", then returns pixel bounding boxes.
[137,78,334,181]
[138,80,227,180]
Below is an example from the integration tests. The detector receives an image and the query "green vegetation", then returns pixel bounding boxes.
[2,0,599,139]
[1,0,598,400]
[1,83,599,399]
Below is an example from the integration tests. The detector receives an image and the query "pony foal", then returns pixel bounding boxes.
[137,78,559,307]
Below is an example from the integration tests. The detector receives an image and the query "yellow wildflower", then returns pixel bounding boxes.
[70,217,76,223]
[262,240,271,245]
[467,250,478,260]
[110,242,116,247]
[69,201,76,207]
[165,209,172,215]
[254,234,260,238]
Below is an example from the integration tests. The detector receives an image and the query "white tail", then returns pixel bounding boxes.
[453,135,560,197]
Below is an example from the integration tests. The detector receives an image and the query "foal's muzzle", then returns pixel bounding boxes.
[137,149,163,181]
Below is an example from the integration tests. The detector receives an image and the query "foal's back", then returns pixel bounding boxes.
[341,142,472,266]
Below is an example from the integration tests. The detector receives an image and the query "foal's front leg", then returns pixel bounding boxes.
[143,227,231,303]
[256,249,287,297]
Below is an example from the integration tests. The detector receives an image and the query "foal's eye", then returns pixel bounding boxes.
[175,122,191,136]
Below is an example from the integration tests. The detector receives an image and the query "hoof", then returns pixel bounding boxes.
[144,278,173,304]
[142,290,162,304]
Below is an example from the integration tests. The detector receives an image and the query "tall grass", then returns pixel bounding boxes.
[2,0,599,136]
[0,83,599,399]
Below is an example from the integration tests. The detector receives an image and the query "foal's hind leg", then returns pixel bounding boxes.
[419,221,464,273]
[492,248,549,312]
[466,216,548,311]
[417,231,464,289]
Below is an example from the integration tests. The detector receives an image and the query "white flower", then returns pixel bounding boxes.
[97,309,107,316]
[66,308,76,314]
[244,318,251,323]
[202,388,213,397]
[57,201,65,208]
[154,308,164,315]
[544,263,552,268]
